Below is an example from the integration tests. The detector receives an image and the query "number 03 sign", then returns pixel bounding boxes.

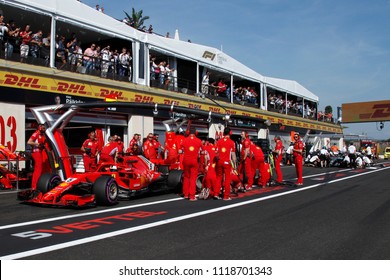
[0,102,25,152]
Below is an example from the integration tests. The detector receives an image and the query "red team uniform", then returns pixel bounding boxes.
[215,133,236,200]
[251,143,268,187]
[239,135,253,190]
[28,125,50,190]
[99,139,118,164]
[181,133,202,200]
[273,137,284,183]
[293,134,304,185]
[164,131,179,165]
[203,141,217,197]
[143,134,158,163]
[81,133,99,172]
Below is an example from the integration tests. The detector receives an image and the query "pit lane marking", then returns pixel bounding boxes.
[0,167,380,230]
[2,166,390,260]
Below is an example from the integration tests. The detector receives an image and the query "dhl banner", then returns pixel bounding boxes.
[0,70,342,133]
[342,100,390,123]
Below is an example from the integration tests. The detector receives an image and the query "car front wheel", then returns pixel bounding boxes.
[93,176,118,206]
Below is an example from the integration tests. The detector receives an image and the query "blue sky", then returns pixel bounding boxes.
[82,0,390,139]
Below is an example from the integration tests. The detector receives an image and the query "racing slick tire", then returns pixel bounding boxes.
[37,173,61,194]
[196,173,204,194]
[167,169,183,193]
[93,176,118,206]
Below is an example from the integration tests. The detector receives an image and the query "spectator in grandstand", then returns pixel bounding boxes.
[148,25,153,33]
[118,47,131,78]
[56,35,67,69]
[216,78,227,97]
[158,61,167,86]
[201,71,210,95]
[66,36,78,71]
[83,43,96,73]
[95,4,104,13]
[41,33,51,65]
[4,20,20,60]
[164,63,174,89]
[19,24,32,63]
[100,45,112,78]
[150,55,158,82]
[226,84,235,101]
[235,87,245,102]
[30,30,42,58]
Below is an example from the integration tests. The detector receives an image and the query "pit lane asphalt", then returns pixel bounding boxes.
[1,162,390,260]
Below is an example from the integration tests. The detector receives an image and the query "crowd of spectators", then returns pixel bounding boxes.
[0,13,134,80]
[266,93,330,121]
[200,72,258,105]
[0,9,334,124]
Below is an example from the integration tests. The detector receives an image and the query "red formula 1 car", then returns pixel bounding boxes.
[0,145,31,190]
[17,103,186,207]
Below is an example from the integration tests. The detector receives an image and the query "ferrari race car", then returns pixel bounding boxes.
[0,145,31,189]
[18,155,183,207]
[17,102,187,207]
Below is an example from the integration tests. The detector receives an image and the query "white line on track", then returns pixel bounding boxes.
[1,165,390,260]
[0,168,352,230]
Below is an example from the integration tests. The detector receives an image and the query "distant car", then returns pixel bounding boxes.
[384,147,390,160]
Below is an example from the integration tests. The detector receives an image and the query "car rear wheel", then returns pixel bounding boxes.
[37,173,61,194]
[196,173,204,194]
[93,176,118,206]
[167,170,183,192]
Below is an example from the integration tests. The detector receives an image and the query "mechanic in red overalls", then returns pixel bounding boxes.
[126,133,140,154]
[164,131,179,165]
[251,142,268,188]
[273,136,284,183]
[27,124,49,190]
[175,131,185,169]
[200,138,217,199]
[99,136,118,164]
[180,127,202,201]
[153,133,163,160]
[215,127,237,200]
[292,133,304,185]
[143,133,158,164]
[81,131,99,172]
[239,131,253,190]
